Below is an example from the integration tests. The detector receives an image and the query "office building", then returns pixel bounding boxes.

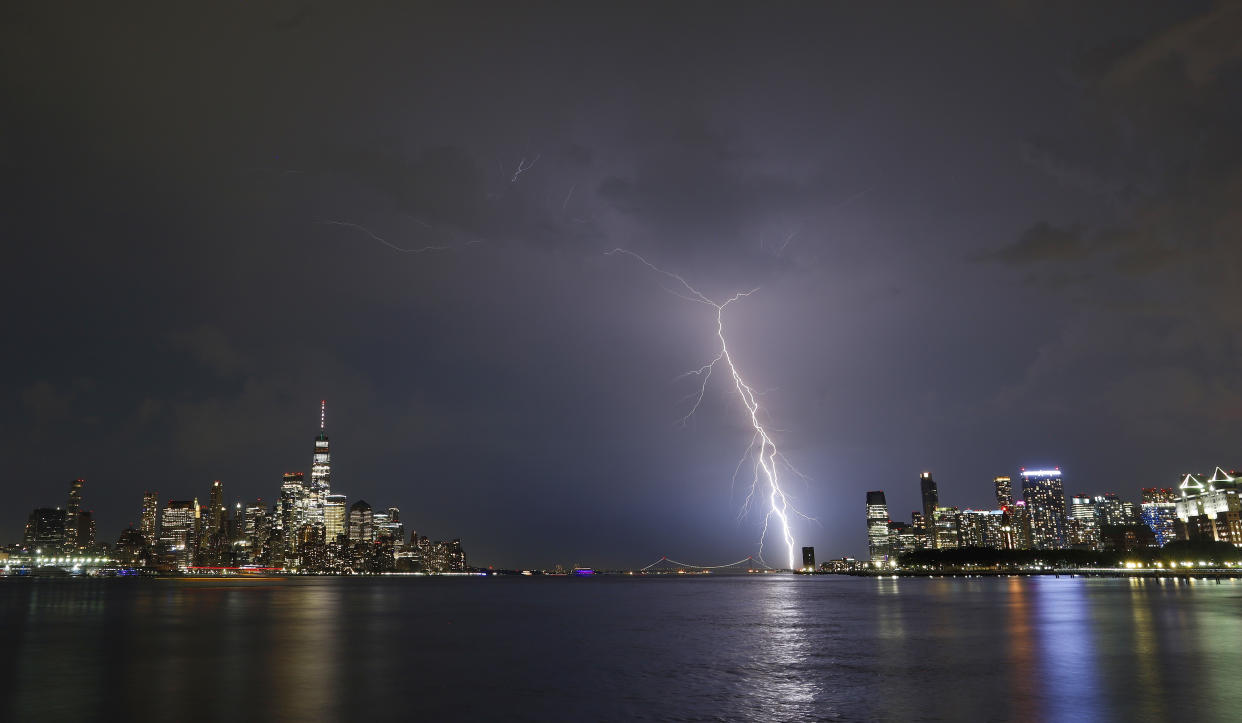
[1142,488,1177,504]
[932,506,960,549]
[24,508,67,549]
[140,492,159,548]
[956,510,986,547]
[160,500,197,565]
[1141,501,1178,547]
[1021,468,1067,549]
[325,494,348,542]
[920,473,939,545]
[866,491,890,562]
[1093,493,1133,528]
[349,499,374,543]
[1175,468,1242,544]
[801,546,816,571]
[1067,494,1101,549]
[307,400,332,528]
[994,476,1014,508]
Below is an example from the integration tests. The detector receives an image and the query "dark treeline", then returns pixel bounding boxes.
[899,541,1242,568]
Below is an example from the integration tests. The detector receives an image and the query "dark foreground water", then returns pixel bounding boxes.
[1,575,1240,721]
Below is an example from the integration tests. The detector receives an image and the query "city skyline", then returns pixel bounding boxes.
[6,3,1242,567]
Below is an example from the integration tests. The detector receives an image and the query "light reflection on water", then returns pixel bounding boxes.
[1,576,1240,721]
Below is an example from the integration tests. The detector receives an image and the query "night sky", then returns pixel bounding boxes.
[4,2,1240,566]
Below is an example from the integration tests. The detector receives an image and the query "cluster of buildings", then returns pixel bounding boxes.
[864,466,1242,563]
[10,402,468,574]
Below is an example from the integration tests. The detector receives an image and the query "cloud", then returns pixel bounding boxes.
[168,326,248,376]
[992,222,1088,265]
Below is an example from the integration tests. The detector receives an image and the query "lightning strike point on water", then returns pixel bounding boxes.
[608,248,804,570]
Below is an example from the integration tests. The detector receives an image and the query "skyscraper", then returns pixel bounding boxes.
[920,472,939,546]
[994,476,1014,508]
[801,546,816,571]
[1142,488,1177,504]
[24,508,67,550]
[65,479,84,551]
[73,510,95,548]
[325,494,347,542]
[308,400,332,528]
[279,472,305,552]
[1065,494,1100,549]
[208,481,226,537]
[1021,468,1067,549]
[933,506,960,549]
[160,500,197,565]
[140,492,159,548]
[349,500,374,544]
[866,491,890,562]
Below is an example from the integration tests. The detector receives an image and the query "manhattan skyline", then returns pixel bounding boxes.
[5,3,1241,567]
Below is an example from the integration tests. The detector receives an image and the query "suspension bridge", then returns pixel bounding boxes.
[636,556,783,574]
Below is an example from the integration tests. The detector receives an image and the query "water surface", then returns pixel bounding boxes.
[1,575,1238,721]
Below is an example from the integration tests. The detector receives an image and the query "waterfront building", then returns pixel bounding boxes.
[801,546,816,571]
[996,507,1018,550]
[994,476,1013,508]
[60,479,86,551]
[887,521,920,556]
[1020,468,1067,549]
[1140,502,1177,547]
[140,492,159,548]
[376,506,403,546]
[1008,501,1035,549]
[116,526,148,565]
[920,473,939,546]
[423,539,467,573]
[160,500,197,566]
[932,506,960,549]
[866,491,890,562]
[1067,494,1101,550]
[72,510,95,549]
[956,510,990,548]
[1175,468,1242,545]
[24,508,66,549]
[243,501,270,562]
[325,494,347,542]
[1142,488,1177,504]
[349,499,374,543]
[911,511,926,539]
[1093,493,1133,528]
[278,472,305,553]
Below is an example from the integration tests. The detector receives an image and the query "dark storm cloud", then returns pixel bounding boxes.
[4,2,1240,563]
[986,1,1242,462]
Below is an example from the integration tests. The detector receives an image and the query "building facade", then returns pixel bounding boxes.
[866,491,890,562]
[1021,468,1067,549]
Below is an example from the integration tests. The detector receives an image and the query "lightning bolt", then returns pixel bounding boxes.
[608,248,805,570]
[510,154,541,183]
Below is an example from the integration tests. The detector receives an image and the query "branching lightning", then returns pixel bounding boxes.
[510,154,540,183]
[608,248,808,570]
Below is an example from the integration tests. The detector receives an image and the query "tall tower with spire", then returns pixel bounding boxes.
[307,400,332,527]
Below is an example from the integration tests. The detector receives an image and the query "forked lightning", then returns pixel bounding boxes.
[609,248,805,570]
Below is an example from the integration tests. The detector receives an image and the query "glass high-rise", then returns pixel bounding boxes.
[308,400,332,528]
[325,494,347,542]
[920,473,938,546]
[866,491,890,562]
[140,492,159,548]
[994,476,1014,508]
[1021,468,1067,549]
